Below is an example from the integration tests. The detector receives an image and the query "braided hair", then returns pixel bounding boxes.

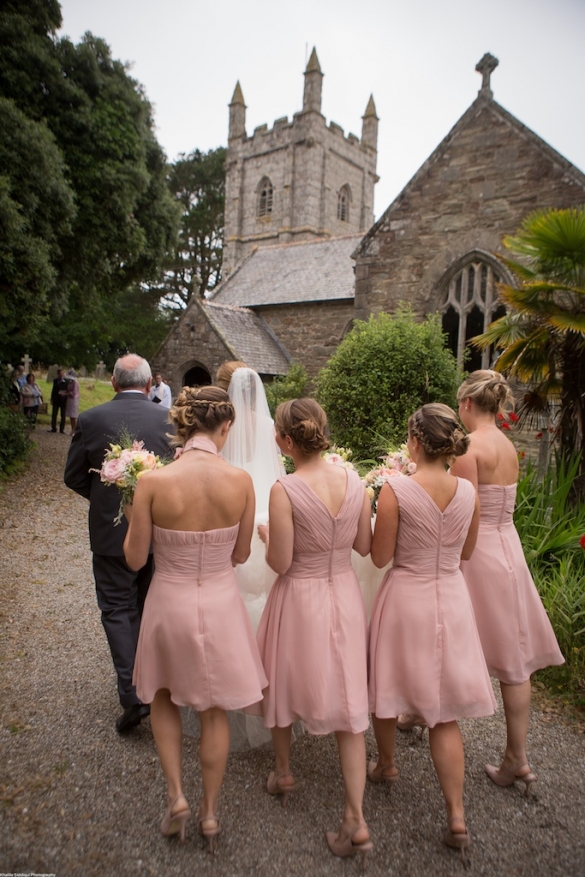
[169,386,235,445]
[408,403,469,463]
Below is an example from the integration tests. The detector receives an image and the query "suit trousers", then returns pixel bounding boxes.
[92,553,154,708]
[51,400,67,432]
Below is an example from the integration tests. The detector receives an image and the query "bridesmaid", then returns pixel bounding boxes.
[452,370,564,794]
[124,387,267,851]
[257,399,374,865]
[368,404,495,863]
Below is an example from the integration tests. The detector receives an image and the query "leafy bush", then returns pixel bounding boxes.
[514,455,585,704]
[316,307,461,460]
[0,407,31,474]
[264,363,309,418]
[514,456,585,567]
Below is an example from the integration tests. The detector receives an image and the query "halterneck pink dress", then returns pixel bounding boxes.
[256,469,369,735]
[460,484,564,685]
[133,436,268,711]
[369,477,496,728]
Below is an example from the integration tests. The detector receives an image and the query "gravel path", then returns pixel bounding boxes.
[1,430,584,877]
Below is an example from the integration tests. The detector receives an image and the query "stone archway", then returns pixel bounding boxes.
[182,365,212,387]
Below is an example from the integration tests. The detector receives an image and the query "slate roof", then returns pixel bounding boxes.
[209,234,362,307]
[202,300,291,375]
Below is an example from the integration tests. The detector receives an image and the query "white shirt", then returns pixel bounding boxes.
[148,381,172,409]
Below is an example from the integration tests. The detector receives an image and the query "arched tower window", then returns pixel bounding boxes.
[437,252,509,370]
[257,177,273,217]
[337,185,351,222]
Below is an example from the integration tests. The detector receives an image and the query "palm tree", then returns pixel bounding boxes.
[473,206,585,466]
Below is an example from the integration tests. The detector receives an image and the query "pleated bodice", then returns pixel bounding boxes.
[392,477,474,578]
[152,523,238,579]
[279,471,363,579]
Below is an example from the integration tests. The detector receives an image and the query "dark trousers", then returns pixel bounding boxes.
[92,553,154,708]
[51,400,67,432]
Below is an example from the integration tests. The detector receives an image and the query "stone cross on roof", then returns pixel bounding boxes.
[475,52,499,98]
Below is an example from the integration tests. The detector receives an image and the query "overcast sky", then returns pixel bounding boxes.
[58,0,585,219]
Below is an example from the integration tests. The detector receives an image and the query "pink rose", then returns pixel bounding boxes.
[407,462,417,474]
[102,458,127,483]
[120,449,134,464]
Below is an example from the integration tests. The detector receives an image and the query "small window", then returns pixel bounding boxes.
[337,185,351,222]
[257,177,273,217]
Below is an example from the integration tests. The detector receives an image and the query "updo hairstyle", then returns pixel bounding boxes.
[457,369,514,417]
[215,360,248,391]
[408,403,469,463]
[275,398,331,455]
[169,386,235,445]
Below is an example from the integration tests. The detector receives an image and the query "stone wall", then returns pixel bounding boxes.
[256,300,355,378]
[225,109,377,273]
[151,311,231,396]
[355,98,585,319]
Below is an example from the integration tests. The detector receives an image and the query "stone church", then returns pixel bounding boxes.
[153,50,585,389]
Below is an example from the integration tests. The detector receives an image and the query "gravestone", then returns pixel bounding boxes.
[95,361,106,380]
[21,353,31,375]
[46,364,60,383]
[79,365,87,378]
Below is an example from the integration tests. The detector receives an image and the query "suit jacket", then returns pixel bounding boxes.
[51,376,69,405]
[64,392,174,555]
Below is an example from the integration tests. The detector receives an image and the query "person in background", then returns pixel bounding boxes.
[50,368,69,433]
[148,373,172,409]
[20,373,43,427]
[64,354,173,733]
[65,369,80,435]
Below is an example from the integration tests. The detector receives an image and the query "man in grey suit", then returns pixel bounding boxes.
[64,354,174,732]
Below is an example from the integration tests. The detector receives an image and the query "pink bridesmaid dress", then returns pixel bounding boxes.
[256,469,369,735]
[369,477,496,727]
[460,484,564,685]
[133,522,267,711]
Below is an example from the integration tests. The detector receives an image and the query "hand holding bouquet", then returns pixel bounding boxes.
[93,437,166,525]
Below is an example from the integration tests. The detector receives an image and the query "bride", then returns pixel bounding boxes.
[216,362,283,632]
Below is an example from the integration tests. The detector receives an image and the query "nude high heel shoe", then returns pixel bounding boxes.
[198,815,221,854]
[266,770,295,808]
[444,817,470,866]
[485,762,537,796]
[160,795,191,843]
[326,823,374,870]
[367,760,399,788]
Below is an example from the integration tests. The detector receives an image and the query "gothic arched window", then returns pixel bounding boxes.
[257,177,273,217]
[437,253,508,370]
[337,185,351,222]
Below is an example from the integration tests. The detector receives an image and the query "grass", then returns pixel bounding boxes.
[35,376,115,428]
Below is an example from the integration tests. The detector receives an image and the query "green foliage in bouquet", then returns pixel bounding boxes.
[316,307,461,460]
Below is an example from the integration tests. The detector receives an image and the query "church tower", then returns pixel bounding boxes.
[223,49,379,274]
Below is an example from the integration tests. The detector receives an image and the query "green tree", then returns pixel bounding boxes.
[474,207,585,464]
[316,307,461,460]
[0,99,76,361]
[0,1,179,364]
[160,148,226,309]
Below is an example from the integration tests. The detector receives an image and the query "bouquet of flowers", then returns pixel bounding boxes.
[92,436,166,525]
[322,445,356,470]
[362,443,416,512]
